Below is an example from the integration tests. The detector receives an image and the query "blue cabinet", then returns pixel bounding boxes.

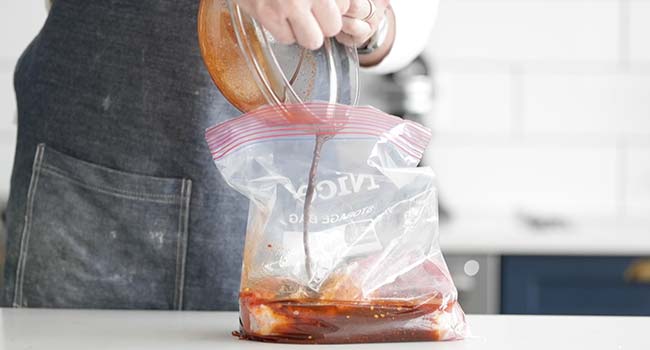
[501,256,650,316]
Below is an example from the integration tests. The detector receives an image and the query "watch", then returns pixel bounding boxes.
[356,16,389,55]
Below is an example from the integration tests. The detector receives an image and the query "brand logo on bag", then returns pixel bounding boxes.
[294,174,380,201]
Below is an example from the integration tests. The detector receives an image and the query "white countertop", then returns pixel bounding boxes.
[440,215,650,255]
[0,309,648,350]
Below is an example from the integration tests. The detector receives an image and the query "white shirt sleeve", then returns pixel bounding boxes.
[363,0,439,74]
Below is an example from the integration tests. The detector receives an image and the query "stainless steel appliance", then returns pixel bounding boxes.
[445,254,501,314]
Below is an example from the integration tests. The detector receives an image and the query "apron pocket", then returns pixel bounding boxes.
[12,144,192,309]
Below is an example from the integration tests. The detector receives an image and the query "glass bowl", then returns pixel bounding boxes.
[198,0,359,112]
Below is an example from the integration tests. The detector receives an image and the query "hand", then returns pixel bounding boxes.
[336,0,390,48]
[234,0,351,50]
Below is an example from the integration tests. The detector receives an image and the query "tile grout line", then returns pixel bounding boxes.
[434,59,650,75]
[616,136,628,221]
[618,0,630,72]
[509,63,524,141]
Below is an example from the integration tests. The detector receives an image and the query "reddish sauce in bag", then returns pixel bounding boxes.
[233,258,466,344]
[237,293,453,344]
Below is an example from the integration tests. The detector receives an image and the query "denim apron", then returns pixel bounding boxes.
[2,0,249,310]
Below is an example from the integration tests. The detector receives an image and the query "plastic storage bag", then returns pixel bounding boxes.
[206,103,468,344]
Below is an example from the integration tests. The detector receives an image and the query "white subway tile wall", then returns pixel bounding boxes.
[0,61,16,129]
[522,72,650,135]
[428,0,620,62]
[0,1,47,198]
[0,1,47,60]
[0,130,16,200]
[432,70,513,134]
[0,0,649,219]
[425,142,619,216]
[362,0,650,219]
[625,144,650,215]
[629,1,650,62]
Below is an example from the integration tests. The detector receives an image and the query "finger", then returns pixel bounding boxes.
[346,0,373,20]
[260,18,296,45]
[312,0,343,37]
[288,10,324,50]
[362,4,384,30]
[238,1,296,45]
[341,16,372,43]
[372,0,390,10]
[334,0,350,14]
[335,32,356,47]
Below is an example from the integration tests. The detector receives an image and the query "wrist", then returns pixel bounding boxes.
[358,6,396,68]
[357,15,389,55]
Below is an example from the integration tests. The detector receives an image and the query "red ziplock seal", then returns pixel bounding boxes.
[205,103,432,161]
